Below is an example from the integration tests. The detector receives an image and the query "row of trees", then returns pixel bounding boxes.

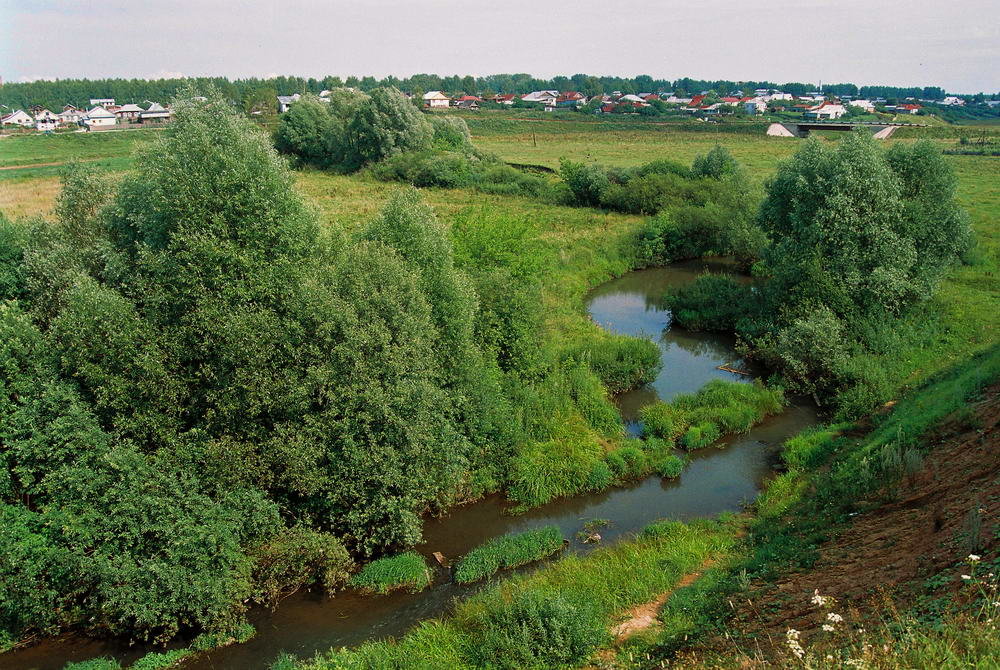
[2,74,982,116]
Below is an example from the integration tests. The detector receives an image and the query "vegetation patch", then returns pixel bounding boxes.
[348,552,432,595]
[453,525,565,584]
[640,379,784,448]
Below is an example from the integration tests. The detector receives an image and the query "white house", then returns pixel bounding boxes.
[618,94,645,104]
[423,91,451,108]
[744,97,768,115]
[59,105,84,124]
[89,98,115,107]
[849,99,875,113]
[141,102,171,123]
[84,106,117,127]
[941,96,965,106]
[1,109,34,127]
[276,94,301,113]
[521,90,559,106]
[33,109,59,130]
[804,102,848,120]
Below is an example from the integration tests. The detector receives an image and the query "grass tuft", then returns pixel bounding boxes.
[453,526,565,584]
[348,552,431,595]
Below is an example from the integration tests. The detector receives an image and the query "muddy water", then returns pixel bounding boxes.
[6,260,816,670]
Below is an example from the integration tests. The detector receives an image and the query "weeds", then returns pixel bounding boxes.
[347,552,431,595]
[453,526,565,584]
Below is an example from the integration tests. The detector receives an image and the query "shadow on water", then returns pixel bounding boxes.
[5,259,816,670]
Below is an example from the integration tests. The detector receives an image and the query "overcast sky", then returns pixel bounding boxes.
[3,0,998,93]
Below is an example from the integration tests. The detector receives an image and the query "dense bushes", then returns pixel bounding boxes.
[453,526,565,584]
[667,132,972,418]
[640,379,785,448]
[369,150,550,197]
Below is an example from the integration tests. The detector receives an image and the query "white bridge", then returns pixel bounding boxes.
[767,121,928,139]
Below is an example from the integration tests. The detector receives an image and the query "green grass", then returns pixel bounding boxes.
[640,379,785,448]
[0,128,160,168]
[295,517,739,670]
[347,552,431,595]
[453,526,565,584]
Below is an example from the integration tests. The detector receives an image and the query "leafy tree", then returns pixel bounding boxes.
[346,87,432,167]
[274,94,335,166]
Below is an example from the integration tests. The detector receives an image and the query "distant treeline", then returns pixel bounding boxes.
[1,73,991,112]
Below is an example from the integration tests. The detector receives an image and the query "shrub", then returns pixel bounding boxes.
[559,159,610,207]
[681,421,722,450]
[568,334,661,394]
[463,589,606,669]
[129,649,194,670]
[250,527,354,605]
[605,445,648,481]
[347,87,433,166]
[454,526,565,584]
[691,145,741,179]
[640,402,689,440]
[348,552,431,595]
[63,659,121,670]
[665,273,755,332]
[655,453,686,479]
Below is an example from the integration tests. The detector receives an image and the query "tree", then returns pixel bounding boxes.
[346,87,432,167]
[274,94,335,166]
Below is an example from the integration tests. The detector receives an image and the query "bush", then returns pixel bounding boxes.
[605,445,648,481]
[463,589,606,669]
[347,87,433,167]
[691,145,740,179]
[655,453,686,478]
[250,527,354,605]
[640,402,689,440]
[666,273,755,331]
[130,649,194,670]
[454,526,565,584]
[348,552,431,595]
[63,659,121,670]
[681,421,722,450]
[568,334,661,394]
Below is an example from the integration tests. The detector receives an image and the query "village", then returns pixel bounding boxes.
[1,86,988,134]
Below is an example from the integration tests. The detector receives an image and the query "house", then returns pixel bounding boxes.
[59,105,84,124]
[140,102,171,123]
[277,94,301,113]
[664,95,692,105]
[1,109,34,127]
[454,96,480,110]
[687,94,707,108]
[562,91,586,102]
[33,109,59,130]
[618,94,645,104]
[89,98,115,107]
[941,96,965,106]
[744,98,768,115]
[804,102,848,120]
[115,103,144,123]
[423,91,451,108]
[492,94,517,105]
[598,103,618,114]
[521,90,559,105]
[849,99,875,113]
[897,103,921,114]
[83,106,117,127]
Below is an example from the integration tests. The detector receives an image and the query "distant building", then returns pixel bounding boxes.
[897,103,921,114]
[276,94,300,113]
[1,109,34,127]
[521,90,558,105]
[804,102,848,120]
[744,98,768,115]
[492,94,517,105]
[83,106,117,127]
[33,109,59,130]
[423,91,451,108]
[941,96,965,106]
[115,103,144,123]
[141,102,172,123]
[849,99,875,113]
[90,98,115,107]
[59,105,84,124]
[454,96,480,110]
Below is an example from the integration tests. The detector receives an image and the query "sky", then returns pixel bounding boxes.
[3,0,999,93]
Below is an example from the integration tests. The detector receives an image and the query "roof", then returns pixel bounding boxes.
[455,95,481,102]
[86,106,116,118]
[688,94,707,107]
[145,102,167,112]
[423,91,450,100]
[116,104,144,113]
[898,103,921,110]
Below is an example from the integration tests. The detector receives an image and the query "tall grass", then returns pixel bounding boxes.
[640,379,784,448]
[347,552,431,595]
[453,526,565,584]
[295,517,739,670]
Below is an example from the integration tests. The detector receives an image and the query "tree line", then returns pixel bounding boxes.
[1,73,981,116]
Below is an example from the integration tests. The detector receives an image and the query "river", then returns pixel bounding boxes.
[6,258,816,670]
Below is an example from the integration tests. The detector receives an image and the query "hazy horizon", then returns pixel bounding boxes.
[3,0,999,94]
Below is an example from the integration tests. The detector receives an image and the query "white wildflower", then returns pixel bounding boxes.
[962,574,972,580]
[822,624,835,632]
[827,612,844,623]
[811,589,829,606]
[969,554,982,563]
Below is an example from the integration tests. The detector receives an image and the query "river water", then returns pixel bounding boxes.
[6,259,816,670]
